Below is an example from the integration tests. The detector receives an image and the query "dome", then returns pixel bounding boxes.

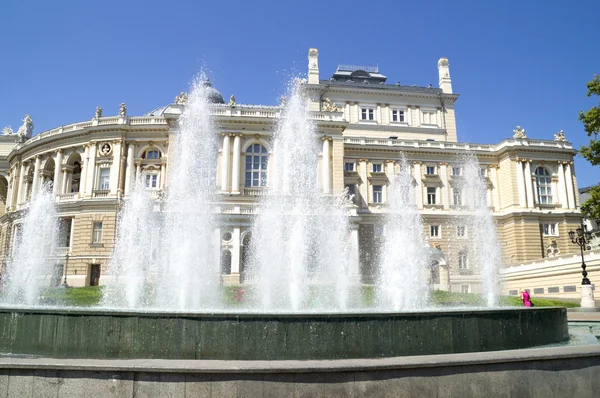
[144,106,167,116]
[203,79,225,104]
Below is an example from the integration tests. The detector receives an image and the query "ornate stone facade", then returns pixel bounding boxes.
[0,48,582,293]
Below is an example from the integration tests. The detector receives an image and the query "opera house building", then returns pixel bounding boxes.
[0,49,583,294]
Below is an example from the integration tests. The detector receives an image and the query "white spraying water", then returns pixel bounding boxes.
[248,80,352,311]
[377,156,430,310]
[103,76,221,310]
[458,155,501,306]
[1,186,58,306]
[102,180,158,308]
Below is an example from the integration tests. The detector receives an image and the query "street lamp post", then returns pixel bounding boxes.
[569,222,597,308]
[62,250,69,287]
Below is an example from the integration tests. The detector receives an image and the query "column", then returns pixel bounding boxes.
[557,162,568,208]
[110,140,122,195]
[439,163,449,209]
[321,137,331,194]
[385,160,395,203]
[53,150,63,196]
[231,227,241,275]
[124,144,135,196]
[30,156,42,199]
[84,143,96,197]
[344,102,350,122]
[231,134,241,194]
[353,102,359,123]
[349,225,360,280]
[376,104,382,124]
[61,167,69,194]
[523,160,534,208]
[5,170,13,209]
[413,162,423,209]
[135,163,141,182]
[221,134,231,192]
[160,163,166,189]
[490,165,500,211]
[516,160,526,207]
[17,163,26,204]
[358,159,368,208]
[80,146,89,196]
[565,162,576,209]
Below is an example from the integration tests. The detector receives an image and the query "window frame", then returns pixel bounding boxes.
[372,163,383,173]
[430,225,440,238]
[97,168,110,190]
[425,165,437,175]
[372,185,383,203]
[426,187,437,205]
[535,167,553,205]
[344,162,355,172]
[542,222,558,237]
[92,221,103,244]
[244,143,269,188]
[360,107,375,121]
[457,225,466,238]
[458,250,468,269]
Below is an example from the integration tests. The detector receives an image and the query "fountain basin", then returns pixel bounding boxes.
[0,307,568,360]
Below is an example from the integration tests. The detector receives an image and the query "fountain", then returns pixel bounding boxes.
[247,80,352,311]
[377,156,430,310]
[0,185,58,306]
[0,76,569,364]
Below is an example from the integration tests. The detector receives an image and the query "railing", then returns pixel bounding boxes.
[59,192,78,201]
[92,189,110,198]
[343,137,574,152]
[243,187,267,196]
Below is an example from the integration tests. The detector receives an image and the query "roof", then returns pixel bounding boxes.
[320,79,443,94]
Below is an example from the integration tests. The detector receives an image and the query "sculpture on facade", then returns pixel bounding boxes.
[228,94,236,108]
[513,126,527,139]
[2,126,14,135]
[17,114,34,141]
[95,106,103,119]
[546,239,561,257]
[335,186,355,207]
[322,98,339,112]
[174,92,188,105]
[554,130,566,142]
[119,103,127,117]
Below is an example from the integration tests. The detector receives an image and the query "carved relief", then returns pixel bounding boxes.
[174,92,188,105]
[513,126,527,139]
[100,142,113,156]
[322,98,338,112]
[554,130,566,141]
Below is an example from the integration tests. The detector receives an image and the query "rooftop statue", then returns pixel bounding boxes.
[322,98,338,112]
[228,94,236,108]
[174,92,188,105]
[554,129,566,142]
[17,114,33,141]
[513,126,527,139]
[119,102,127,117]
[95,106,103,119]
[2,126,14,135]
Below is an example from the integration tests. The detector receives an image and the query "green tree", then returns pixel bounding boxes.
[579,75,600,219]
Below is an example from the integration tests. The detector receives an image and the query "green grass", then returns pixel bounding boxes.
[37,286,579,309]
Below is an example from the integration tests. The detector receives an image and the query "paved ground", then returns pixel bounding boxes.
[568,310,600,322]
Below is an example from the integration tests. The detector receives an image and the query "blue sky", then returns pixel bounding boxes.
[1,0,598,187]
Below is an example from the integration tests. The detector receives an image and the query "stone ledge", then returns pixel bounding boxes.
[1,344,598,374]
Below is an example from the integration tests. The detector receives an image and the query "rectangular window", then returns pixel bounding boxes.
[92,222,103,244]
[458,251,468,269]
[422,111,437,125]
[427,187,436,204]
[453,188,462,206]
[344,162,355,172]
[144,174,158,188]
[480,168,487,177]
[548,286,560,294]
[146,150,160,159]
[452,167,462,176]
[533,288,544,294]
[542,223,558,236]
[98,168,110,190]
[373,185,383,203]
[391,110,405,122]
[461,284,470,294]
[563,285,577,293]
[457,225,466,237]
[426,166,436,175]
[372,163,382,173]
[430,225,440,238]
[361,108,374,121]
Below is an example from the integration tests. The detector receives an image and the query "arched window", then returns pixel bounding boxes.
[221,250,232,275]
[535,167,552,204]
[244,144,268,187]
[143,149,161,159]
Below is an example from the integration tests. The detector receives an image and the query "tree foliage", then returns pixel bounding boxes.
[579,75,600,218]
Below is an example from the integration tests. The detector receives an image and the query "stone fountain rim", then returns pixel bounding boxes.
[0,305,565,319]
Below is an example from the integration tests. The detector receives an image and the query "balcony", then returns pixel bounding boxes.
[243,187,267,196]
[92,190,110,198]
